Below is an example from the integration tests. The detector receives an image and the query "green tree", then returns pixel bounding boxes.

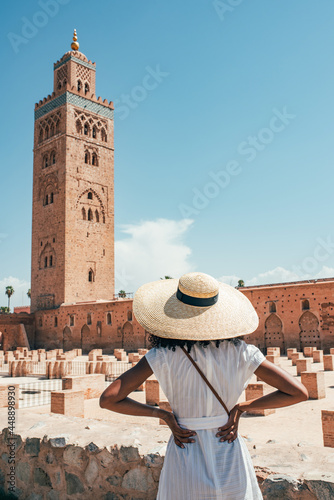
[160,276,173,280]
[118,290,127,298]
[237,279,245,287]
[5,286,14,312]
[27,288,31,300]
[0,306,9,314]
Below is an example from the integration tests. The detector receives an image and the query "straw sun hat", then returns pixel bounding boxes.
[133,272,259,341]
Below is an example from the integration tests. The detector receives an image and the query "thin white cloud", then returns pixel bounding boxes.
[0,276,30,310]
[115,218,194,292]
[219,265,334,287]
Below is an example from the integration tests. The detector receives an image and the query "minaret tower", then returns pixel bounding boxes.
[31,31,114,313]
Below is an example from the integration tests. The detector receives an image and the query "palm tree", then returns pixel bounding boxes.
[118,290,127,298]
[5,286,14,312]
[0,306,9,314]
[237,279,245,288]
[27,288,31,300]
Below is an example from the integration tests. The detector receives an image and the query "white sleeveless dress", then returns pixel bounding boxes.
[145,340,266,500]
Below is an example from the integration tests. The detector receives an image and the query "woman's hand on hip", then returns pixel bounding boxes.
[216,404,243,444]
[163,411,197,449]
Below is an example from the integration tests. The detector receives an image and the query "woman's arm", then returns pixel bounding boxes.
[99,356,197,448]
[216,359,309,444]
[236,359,309,413]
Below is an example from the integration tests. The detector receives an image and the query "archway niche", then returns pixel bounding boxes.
[299,311,321,350]
[264,313,285,352]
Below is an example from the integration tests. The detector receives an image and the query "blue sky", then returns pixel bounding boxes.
[1,0,334,308]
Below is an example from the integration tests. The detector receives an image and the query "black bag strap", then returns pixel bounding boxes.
[181,346,230,417]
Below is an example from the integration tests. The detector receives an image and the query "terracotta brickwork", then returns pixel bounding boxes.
[31,47,114,313]
[51,389,84,417]
[323,354,334,371]
[240,278,334,353]
[62,374,104,399]
[33,299,148,353]
[322,410,334,448]
[300,372,326,399]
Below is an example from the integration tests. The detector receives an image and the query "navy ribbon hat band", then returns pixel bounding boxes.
[176,287,219,307]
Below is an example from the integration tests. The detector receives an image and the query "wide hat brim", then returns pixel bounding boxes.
[133,278,259,341]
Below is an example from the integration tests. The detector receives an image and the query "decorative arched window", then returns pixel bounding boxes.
[54,316,58,327]
[70,315,74,326]
[92,126,96,139]
[50,192,54,204]
[107,312,112,325]
[84,151,90,164]
[77,80,82,92]
[45,126,49,139]
[43,155,48,168]
[55,120,60,134]
[58,82,62,90]
[76,120,82,134]
[51,151,56,164]
[50,123,54,137]
[63,78,67,87]
[45,194,49,206]
[95,210,99,222]
[87,313,92,325]
[84,123,89,136]
[87,192,93,200]
[39,129,43,143]
[49,255,53,267]
[88,208,93,221]
[103,214,105,224]
[44,256,48,268]
[269,301,276,313]
[88,269,94,282]
[92,153,98,166]
[101,128,107,142]
[84,83,89,95]
[127,310,132,321]
[82,207,86,220]
[302,299,310,311]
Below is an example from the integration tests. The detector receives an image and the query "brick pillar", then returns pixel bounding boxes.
[245,383,276,416]
[138,349,148,355]
[322,410,334,448]
[312,350,324,363]
[330,348,334,356]
[266,355,280,366]
[291,353,304,366]
[267,347,280,356]
[323,355,334,371]
[51,390,84,417]
[287,348,297,360]
[159,400,172,425]
[88,362,97,374]
[303,346,316,357]
[301,372,325,399]
[145,378,160,406]
[47,361,55,379]
[296,358,312,376]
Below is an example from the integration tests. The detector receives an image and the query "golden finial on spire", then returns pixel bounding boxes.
[71,29,79,51]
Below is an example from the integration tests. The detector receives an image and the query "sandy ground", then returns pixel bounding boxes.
[1,355,334,483]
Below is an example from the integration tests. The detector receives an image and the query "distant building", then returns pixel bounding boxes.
[240,277,334,353]
[13,306,31,314]
[1,32,147,352]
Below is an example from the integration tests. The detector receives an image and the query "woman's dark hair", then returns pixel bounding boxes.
[148,333,244,353]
